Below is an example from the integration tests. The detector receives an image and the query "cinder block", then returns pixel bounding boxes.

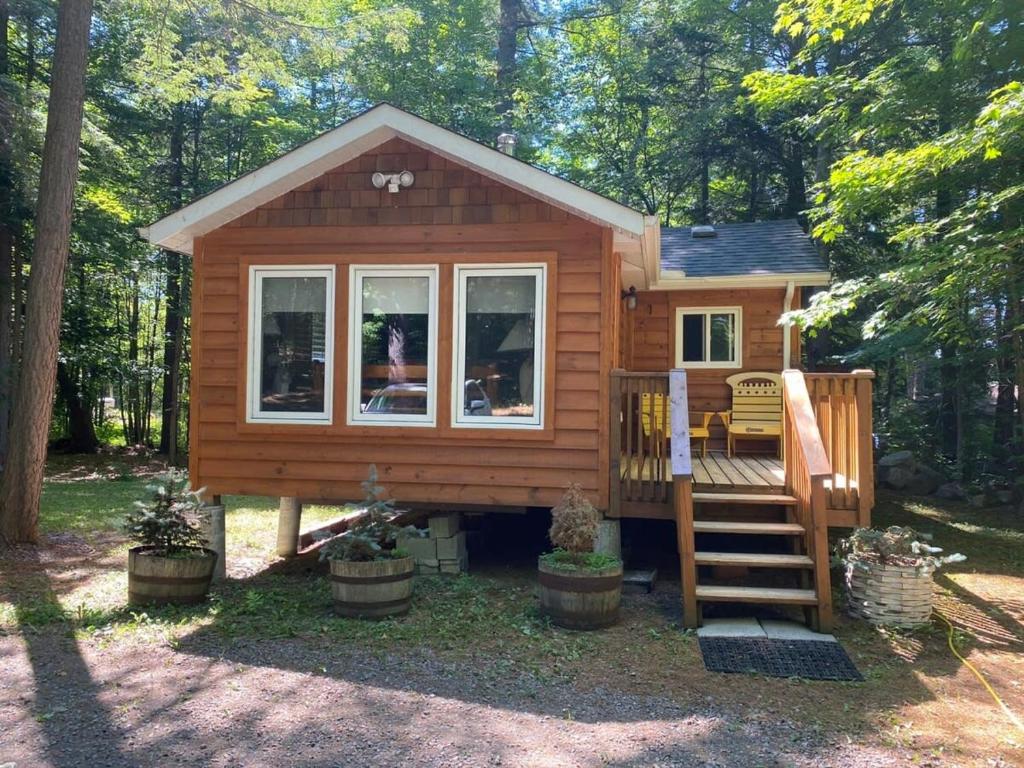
[397,533,437,561]
[439,555,468,574]
[435,531,467,560]
[415,563,440,575]
[428,512,461,538]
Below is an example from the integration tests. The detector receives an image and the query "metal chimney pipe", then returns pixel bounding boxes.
[497,133,517,156]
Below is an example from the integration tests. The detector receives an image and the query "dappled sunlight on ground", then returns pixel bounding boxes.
[1,463,1023,766]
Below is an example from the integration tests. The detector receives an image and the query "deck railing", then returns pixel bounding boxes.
[804,370,875,526]
[609,370,672,513]
[781,369,834,632]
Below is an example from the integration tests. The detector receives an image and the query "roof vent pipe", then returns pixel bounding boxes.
[497,133,517,156]
[691,225,716,238]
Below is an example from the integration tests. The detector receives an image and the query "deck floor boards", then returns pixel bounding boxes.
[622,453,785,494]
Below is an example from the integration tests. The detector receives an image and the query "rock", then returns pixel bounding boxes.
[904,463,944,495]
[935,482,967,501]
[878,450,915,468]
[882,466,913,490]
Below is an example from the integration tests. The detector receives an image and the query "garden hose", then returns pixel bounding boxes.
[933,609,1024,736]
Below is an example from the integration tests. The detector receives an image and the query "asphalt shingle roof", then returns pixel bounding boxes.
[660,220,828,279]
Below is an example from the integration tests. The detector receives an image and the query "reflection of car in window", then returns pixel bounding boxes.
[362,381,491,416]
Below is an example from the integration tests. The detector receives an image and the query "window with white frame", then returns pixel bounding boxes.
[453,264,546,429]
[247,266,335,423]
[348,265,438,426]
[674,307,741,368]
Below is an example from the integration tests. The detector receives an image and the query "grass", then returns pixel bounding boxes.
[3,454,1024,766]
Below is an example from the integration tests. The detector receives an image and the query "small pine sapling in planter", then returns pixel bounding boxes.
[124,471,217,606]
[838,526,966,627]
[319,465,418,618]
[537,483,623,630]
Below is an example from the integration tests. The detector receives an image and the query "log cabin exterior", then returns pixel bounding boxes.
[144,104,874,630]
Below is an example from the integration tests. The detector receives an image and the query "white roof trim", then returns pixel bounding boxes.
[141,104,647,255]
[651,271,831,290]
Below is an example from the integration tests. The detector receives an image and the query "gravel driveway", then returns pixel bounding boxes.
[1,631,912,768]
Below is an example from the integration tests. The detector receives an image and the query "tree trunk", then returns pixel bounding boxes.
[159,105,186,455]
[0,0,13,466]
[56,362,98,453]
[496,0,519,131]
[0,0,93,545]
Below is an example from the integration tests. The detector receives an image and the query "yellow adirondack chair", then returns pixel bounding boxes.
[639,393,713,458]
[718,372,784,457]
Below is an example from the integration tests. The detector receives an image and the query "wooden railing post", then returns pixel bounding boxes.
[609,370,623,518]
[669,369,698,629]
[852,369,875,526]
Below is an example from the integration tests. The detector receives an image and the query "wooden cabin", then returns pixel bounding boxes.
[143,104,874,631]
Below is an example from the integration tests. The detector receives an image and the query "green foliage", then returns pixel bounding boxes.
[317,465,418,562]
[123,471,209,556]
[836,526,966,571]
[539,549,621,573]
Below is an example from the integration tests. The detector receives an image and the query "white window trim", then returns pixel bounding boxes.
[347,264,439,427]
[452,263,547,430]
[674,306,743,369]
[247,265,336,425]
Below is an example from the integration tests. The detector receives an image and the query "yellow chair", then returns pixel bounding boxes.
[640,393,713,458]
[718,372,783,457]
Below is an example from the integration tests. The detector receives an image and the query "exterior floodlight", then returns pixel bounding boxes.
[371,171,415,193]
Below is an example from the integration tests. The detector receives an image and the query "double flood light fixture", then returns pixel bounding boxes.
[371,170,415,193]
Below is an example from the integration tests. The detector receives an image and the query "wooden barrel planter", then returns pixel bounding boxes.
[127,546,218,606]
[329,556,415,618]
[845,560,935,627]
[538,558,623,630]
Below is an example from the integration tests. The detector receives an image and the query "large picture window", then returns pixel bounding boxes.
[348,265,438,426]
[247,266,335,424]
[453,264,546,429]
[674,307,742,369]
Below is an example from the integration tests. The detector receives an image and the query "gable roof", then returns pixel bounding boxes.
[141,103,650,255]
[658,220,829,285]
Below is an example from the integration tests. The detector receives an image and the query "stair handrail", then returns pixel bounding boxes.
[781,368,833,632]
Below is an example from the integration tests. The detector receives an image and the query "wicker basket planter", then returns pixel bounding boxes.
[845,560,935,627]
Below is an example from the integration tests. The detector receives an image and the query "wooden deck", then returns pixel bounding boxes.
[622,452,785,494]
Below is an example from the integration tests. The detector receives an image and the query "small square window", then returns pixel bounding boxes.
[674,307,741,368]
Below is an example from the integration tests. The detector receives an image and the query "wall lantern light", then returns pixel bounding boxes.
[621,285,638,310]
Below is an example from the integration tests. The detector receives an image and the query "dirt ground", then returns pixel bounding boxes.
[1,454,1022,767]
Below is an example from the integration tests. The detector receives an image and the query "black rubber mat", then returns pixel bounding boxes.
[698,637,863,681]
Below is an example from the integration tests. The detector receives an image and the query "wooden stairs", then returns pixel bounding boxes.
[666,369,840,634]
[687,492,827,626]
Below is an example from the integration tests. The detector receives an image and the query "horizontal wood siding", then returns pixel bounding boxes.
[627,288,789,449]
[193,139,610,509]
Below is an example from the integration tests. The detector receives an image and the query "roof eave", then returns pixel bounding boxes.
[651,271,831,290]
[142,104,646,255]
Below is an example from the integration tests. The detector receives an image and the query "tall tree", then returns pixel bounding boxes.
[0,0,93,544]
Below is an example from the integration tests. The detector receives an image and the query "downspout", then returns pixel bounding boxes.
[783,280,795,369]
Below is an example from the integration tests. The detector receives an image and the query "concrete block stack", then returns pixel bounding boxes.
[398,512,467,575]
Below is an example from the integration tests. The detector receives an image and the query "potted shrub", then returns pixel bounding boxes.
[319,466,417,618]
[538,484,623,630]
[838,526,965,627]
[124,471,217,606]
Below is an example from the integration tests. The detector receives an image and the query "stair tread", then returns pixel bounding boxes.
[695,551,814,568]
[695,585,818,604]
[693,492,797,505]
[693,520,805,535]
